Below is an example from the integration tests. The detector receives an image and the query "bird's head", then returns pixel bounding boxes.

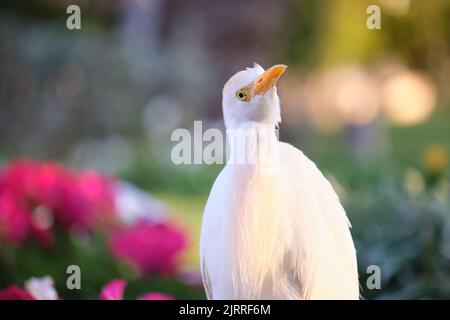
[222,63,287,129]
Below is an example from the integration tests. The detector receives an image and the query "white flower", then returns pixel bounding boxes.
[115,181,166,224]
[24,276,58,300]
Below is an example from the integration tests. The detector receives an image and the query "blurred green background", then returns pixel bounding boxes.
[1,0,450,299]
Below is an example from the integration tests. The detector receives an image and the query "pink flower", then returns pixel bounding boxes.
[0,159,117,246]
[99,279,174,300]
[99,279,127,300]
[54,170,116,232]
[138,293,174,300]
[0,285,36,300]
[0,193,31,244]
[108,220,187,275]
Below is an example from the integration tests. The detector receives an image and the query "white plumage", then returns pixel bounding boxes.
[200,64,359,299]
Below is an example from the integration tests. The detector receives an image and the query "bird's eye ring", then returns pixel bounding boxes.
[236,89,249,102]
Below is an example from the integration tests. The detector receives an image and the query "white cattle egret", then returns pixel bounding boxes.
[200,63,359,300]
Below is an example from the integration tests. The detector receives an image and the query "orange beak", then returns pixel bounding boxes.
[253,64,287,96]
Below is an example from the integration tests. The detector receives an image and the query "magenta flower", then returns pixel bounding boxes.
[108,220,187,275]
[99,279,127,300]
[99,279,174,300]
[137,292,174,300]
[0,193,31,244]
[0,285,36,300]
[0,159,116,246]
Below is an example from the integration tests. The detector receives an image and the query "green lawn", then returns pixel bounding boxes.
[156,192,207,270]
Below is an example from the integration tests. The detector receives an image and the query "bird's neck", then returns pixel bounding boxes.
[226,121,279,171]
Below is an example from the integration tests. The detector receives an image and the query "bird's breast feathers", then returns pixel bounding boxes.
[200,141,359,299]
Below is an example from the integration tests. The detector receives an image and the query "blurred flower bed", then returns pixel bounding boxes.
[0,159,204,300]
[1,151,449,300]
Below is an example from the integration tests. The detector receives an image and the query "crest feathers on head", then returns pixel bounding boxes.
[246,63,265,73]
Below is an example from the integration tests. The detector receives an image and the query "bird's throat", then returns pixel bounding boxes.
[226,122,279,172]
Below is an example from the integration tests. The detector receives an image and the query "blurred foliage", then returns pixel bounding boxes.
[351,174,450,299]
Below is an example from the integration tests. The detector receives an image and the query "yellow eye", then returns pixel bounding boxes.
[236,88,250,102]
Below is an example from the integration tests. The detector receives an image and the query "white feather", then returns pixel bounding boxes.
[200,65,359,300]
